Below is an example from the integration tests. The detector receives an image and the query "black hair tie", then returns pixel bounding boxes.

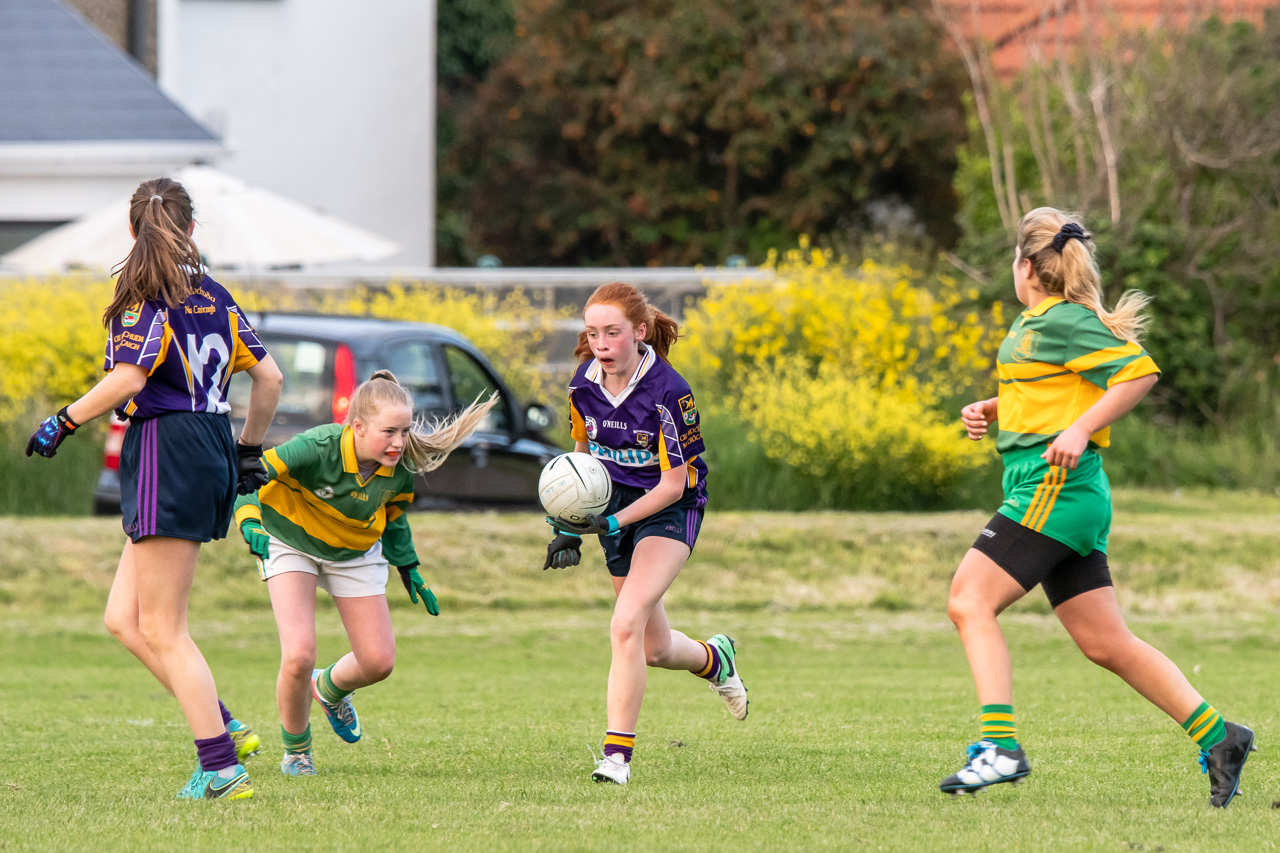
[1051,222,1087,253]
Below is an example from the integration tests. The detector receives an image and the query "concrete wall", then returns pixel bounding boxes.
[156,0,436,266]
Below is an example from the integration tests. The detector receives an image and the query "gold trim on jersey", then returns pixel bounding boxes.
[1063,340,1143,374]
[340,426,394,485]
[1023,296,1064,317]
[260,472,385,553]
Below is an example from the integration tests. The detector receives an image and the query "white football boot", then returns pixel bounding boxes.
[939,740,1030,794]
[591,753,631,785]
[706,634,748,721]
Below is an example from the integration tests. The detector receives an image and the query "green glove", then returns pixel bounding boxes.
[397,562,439,616]
[240,519,270,561]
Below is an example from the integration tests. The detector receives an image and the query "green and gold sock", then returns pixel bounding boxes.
[980,704,1018,750]
[281,724,312,754]
[1182,702,1226,751]
[318,664,353,705]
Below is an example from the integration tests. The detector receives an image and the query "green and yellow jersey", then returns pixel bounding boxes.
[233,424,417,566]
[996,296,1159,454]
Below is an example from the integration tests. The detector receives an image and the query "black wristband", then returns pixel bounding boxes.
[56,405,79,432]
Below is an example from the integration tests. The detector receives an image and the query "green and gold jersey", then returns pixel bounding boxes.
[996,296,1159,454]
[233,424,417,566]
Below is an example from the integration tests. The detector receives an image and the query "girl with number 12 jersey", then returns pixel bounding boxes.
[26,176,283,801]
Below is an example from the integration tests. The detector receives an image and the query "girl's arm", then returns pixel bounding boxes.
[65,363,149,425]
[1042,373,1158,469]
[960,396,999,441]
[609,463,688,528]
[238,354,283,446]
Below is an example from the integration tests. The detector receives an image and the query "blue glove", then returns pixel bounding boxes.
[397,562,439,615]
[543,533,582,570]
[547,514,619,537]
[25,406,79,458]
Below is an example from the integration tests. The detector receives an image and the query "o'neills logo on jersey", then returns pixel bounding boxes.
[313,486,334,499]
[603,419,627,430]
[590,441,654,467]
[585,416,598,440]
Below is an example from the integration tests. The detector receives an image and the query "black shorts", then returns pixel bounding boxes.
[600,484,705,578]
[970,512,1112,608]
[120,412,237,543]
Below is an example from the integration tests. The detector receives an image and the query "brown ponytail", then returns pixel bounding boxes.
[572,282,679,363]
[349,370,498,473]
[103,177,202,326]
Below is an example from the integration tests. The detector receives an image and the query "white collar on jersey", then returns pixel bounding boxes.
[586,344,657,407]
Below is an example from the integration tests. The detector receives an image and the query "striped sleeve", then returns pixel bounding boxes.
[568,391,588,443]
[380,484,418,567]
[1063,315,1160,389]
[233,490,262,530]
[228,305,266,373]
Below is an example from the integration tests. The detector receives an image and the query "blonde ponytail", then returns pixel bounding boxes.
[1017,207,1151,341]
[349,370,500,473]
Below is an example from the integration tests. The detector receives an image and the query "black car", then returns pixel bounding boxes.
[93,313,563,513]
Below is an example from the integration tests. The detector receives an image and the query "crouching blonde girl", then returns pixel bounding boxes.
[233,370,495,775]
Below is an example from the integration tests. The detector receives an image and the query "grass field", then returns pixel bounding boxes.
[3,489,1280,851]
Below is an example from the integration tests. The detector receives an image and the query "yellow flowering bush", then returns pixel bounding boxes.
[679,243,1005,506]
[0,277,568,421]
[0,276,115,419]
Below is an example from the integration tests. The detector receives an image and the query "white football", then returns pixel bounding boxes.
[538,452,612,525]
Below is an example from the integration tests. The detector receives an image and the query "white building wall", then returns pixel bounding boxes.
[157,0,436,266]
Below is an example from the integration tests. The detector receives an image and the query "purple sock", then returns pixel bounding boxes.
[194,732,238,773]
[218,700,233,727]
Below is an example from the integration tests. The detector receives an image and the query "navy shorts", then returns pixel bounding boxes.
[120,411,237,543]
[600,484,705,578]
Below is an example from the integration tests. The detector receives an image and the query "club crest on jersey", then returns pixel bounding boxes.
[585,416,598,440]
[1012,329,1041,363]
[634,431,651,448]
[678,394,697,425]
[313,486,335,499]
[122,304,142,327]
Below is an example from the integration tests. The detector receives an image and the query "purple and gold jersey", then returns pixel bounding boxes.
[103,274,266,420]
[568,346,708,506]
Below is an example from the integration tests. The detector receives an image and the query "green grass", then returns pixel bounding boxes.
[0,409,104,516]
[2,610,1279,851]
[3,490,1280,850]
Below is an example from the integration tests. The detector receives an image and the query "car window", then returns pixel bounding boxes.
[443,345,510,434]
[228,336,333,423]
[382,341,448,419]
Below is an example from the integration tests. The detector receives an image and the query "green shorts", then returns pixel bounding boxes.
[996,446,1112,556]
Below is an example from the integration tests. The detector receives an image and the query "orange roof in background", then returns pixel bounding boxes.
[934,1,1278,77]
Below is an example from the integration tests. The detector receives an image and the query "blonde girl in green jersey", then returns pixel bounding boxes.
[940,208,1253,807]
[233,371,495,776]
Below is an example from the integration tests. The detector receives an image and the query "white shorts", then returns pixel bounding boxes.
[258,535,389,598]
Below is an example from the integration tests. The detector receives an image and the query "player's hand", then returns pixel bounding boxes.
[960,399,995,441]
[25,406,79,458]
[547,514,619,537]
[235,442,270,495]
[398,562,439,615]
[543,532,582,570]
[1042,423,1090,470]
[239,519,270,560]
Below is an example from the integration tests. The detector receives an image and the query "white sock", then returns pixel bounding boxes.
[215,766,239,779]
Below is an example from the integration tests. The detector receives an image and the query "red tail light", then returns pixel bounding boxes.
[332,344,356,423]
[104,415,128,471]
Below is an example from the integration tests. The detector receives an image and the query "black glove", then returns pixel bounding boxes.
[25,406,79,458]
[543,533,582,570]
[236,442,270,495]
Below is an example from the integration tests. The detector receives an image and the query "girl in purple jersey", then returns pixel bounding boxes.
[545,282,747,785]
[26,177,283,801]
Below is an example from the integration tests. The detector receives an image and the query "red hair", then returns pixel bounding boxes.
[573,282,679,363]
